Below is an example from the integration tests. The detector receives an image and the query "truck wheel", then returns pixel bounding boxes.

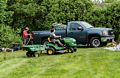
[42,39,49,45]
[90,37,101,47]
[47,48,55,55]
[101,42,107,47]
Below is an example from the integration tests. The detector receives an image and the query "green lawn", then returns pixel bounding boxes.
[0,48,120,78]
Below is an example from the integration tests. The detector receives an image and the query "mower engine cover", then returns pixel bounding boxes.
[63,37,77,47]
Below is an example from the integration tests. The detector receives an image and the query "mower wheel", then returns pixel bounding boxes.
[47,48,55,55]
[67,48,74,53]
[26,51,32,57]
[73,48,77,52]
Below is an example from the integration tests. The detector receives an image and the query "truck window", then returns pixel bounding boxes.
[70,23,82,31]
[55,25,66,31]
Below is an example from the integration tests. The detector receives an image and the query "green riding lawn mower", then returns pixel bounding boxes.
[46,37,77,55]
[23,37,77,57]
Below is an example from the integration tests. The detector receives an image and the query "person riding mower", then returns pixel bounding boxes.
[46,36,77,55]
[46,28,77,55]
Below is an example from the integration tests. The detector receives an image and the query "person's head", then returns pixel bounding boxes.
[51,29,55,33]
[24,26,29,31]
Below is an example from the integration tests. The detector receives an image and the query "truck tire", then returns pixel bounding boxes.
[90,37,101,47]
[42,39,49,45]
[47,48,55,55]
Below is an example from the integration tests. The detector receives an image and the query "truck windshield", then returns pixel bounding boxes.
[80,22,93,28]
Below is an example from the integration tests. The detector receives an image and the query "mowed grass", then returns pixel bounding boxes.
[0,48,120,78]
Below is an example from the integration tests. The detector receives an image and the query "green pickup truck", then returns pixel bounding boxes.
[32,21,114,47]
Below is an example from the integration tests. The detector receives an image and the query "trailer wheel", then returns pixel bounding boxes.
[47,48,55,55]
[34,52,40,57]
[26,51,32,57]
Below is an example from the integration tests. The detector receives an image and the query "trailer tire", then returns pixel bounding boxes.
[34,52,40,57]
[26,51,32,57]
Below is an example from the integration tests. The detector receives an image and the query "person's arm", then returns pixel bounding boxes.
[52,33,61,38]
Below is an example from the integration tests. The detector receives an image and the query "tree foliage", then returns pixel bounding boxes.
[0,0,21,47]
[0,0,13,25]
[0,24,22,47]
[7,0,93,30]
[84,1,120,40]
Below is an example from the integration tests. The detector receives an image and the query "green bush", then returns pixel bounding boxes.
[0,24,22,48]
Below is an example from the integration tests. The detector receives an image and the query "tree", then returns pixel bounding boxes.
[0,0,13,25]
[44,0,92,25]
[105,2,120,40]
[0,0,21,48]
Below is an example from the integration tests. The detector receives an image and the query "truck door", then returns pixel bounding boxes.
[67,23,87,44]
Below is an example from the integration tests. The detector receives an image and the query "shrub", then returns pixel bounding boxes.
[0,24,22,48]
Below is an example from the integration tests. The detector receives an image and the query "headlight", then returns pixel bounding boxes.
[102,31,108,36]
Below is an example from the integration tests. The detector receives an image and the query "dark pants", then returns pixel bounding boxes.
[23,38,29,45]
[53,39,63,47]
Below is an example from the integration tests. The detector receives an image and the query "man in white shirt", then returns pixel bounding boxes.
[50,26,64,47]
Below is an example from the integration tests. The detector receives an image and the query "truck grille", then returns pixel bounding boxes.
[108,30,114,35]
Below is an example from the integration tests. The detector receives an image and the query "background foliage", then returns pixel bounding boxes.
[0,0,120,47]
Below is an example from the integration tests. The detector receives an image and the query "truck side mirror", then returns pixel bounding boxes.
[78,27,83,31]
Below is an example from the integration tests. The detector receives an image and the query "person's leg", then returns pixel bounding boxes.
[23,39,25,45]
[26,38,30,45]
[55,40,64,47]
[23,39,28,45]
